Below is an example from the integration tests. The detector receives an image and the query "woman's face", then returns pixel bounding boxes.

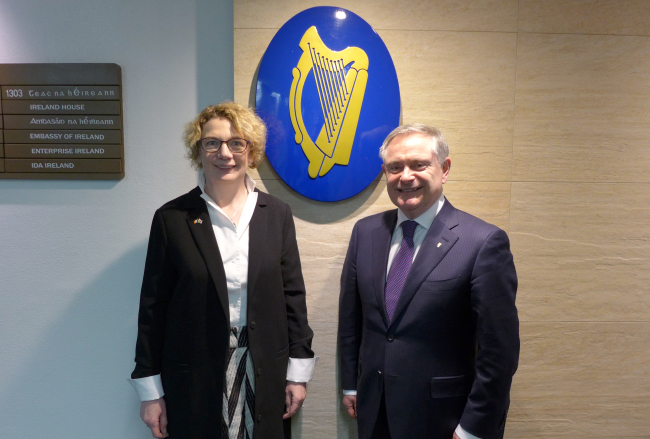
[200,117,252,189]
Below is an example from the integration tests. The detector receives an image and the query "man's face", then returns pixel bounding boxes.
[382,133,451,220]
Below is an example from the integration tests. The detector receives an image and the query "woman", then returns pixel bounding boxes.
[130,102,315,439]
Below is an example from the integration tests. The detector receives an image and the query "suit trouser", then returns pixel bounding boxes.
[369,391,391,439]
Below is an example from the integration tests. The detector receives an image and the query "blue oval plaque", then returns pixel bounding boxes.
[256,7,401,201]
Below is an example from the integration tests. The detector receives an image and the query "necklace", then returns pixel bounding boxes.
[228,187,249,226]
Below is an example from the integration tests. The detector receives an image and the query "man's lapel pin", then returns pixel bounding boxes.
[194,218,203,224]
[437,242,442,248]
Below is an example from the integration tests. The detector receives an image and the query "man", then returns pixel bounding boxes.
[338,124,519,439]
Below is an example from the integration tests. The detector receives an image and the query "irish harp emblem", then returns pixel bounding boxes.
[289,26,369,178]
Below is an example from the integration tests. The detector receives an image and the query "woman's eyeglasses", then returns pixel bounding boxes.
[198,137,250,154]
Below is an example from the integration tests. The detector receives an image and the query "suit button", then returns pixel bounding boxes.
[257,414,262,423]
[250,321,256,330]
[387,334,395,341]
[257,368,261,377]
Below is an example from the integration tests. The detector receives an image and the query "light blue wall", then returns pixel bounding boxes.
[0,1,233,437]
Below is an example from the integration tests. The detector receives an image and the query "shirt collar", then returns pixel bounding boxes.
[395,194,445,232]
[197,171,258,235]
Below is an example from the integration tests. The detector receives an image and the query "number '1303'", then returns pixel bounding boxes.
[5,89,23,97]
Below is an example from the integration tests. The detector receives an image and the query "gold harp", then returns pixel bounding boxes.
[289,26,369,178]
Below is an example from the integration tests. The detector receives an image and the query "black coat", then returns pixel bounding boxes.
[338,200,519,439]
[132,187,314,438]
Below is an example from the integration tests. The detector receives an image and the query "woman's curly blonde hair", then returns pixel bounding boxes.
[184,101,267,169]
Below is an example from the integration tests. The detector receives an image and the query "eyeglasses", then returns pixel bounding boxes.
[198,137,250,154]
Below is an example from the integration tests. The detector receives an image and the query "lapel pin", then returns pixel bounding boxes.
[194,218,203,224]
[437,242,442,248]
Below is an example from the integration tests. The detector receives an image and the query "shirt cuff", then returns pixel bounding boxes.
[286,357,318,382]
[342,389,357,396]
[129,374,164,401]
[455,424,482,439]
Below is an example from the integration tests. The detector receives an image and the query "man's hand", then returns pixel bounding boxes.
[342,395,357,418]
[284,381,307,419]
[140,398,169,438]
[453,433,461,439]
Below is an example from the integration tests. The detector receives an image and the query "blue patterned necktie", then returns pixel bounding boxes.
[385,220,418,321]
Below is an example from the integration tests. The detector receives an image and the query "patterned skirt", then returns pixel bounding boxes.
[222,326,256,439]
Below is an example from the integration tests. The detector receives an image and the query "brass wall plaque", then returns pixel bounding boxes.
[0,64,124,180]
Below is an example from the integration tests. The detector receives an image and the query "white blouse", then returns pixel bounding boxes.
[199,173,258,329]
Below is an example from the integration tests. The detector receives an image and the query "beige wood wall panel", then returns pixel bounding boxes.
[506,322,650,437]
[518,0,650,36]
[235,1,650,437]
[513,33,650,183]
[292,321,359,438]
[507,395,649,438]
[234,28,276,109]
[444,181,511,232]
[515,322,650,397]
[510,182,650,321]
[382,30,517,182]
[235,0,518,32]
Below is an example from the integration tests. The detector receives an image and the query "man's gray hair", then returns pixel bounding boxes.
[379,123,449,164]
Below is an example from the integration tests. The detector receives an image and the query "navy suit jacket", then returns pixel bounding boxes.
[338,199,519,439]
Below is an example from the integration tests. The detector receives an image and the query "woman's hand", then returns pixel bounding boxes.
[140,398,169,438]
[283,381,307,419]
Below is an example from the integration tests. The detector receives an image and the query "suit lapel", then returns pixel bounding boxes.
[185,189,230,322]
[389,201,459,327]
[372,210,398,327]
[246,192,268,304]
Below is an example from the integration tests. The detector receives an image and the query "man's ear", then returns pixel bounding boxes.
[441,157,451,183]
